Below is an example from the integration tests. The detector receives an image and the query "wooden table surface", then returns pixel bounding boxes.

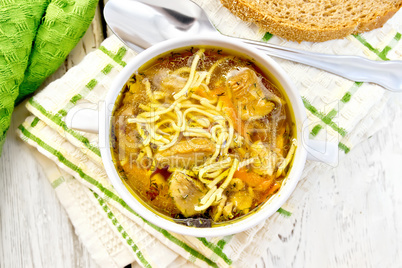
[1,4,402,268]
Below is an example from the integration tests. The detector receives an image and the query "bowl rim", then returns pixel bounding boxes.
[99,35,308,237]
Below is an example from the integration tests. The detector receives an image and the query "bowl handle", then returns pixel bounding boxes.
[305,139,339,165]
[64,104,100,133]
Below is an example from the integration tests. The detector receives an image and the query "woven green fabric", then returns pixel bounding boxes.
[0,0,98,155]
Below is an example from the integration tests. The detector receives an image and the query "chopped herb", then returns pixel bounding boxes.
[170,52,181,58]
[217,49,222,54]
[150,143,157,150]
[217,92,225,96]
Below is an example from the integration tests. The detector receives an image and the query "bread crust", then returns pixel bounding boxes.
[220,0,402,42]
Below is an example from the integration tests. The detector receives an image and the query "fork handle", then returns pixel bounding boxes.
[239,38,402,92]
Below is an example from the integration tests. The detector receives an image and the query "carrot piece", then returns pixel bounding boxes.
[254,181,282,204]
[267,181,281,195]
[219,95,249,139]
[254,179,275,192]
[234,168,271,188]
[193,86,212,99]
[212,86,227,97]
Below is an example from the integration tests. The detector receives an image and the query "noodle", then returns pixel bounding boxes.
[174,49,205,99]
[113,47,296,223]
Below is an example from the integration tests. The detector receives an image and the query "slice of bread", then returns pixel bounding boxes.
[220,0,402,42]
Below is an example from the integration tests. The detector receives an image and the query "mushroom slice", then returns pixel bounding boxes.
[169,171,208,217]
[155,137,215,169]
[251,141,284,176]
[227,68,276,120]
[220,178,254,220]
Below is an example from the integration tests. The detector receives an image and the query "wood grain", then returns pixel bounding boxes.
[255,95,402,268]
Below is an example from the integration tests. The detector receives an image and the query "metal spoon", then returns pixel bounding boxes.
[104,0,402,92]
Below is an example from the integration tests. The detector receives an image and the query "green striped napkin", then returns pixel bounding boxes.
[0,0,98,155]
[16,1,402,267]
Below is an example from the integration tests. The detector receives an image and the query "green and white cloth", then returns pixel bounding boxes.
[0,0,98,155]
[17,1,402,267]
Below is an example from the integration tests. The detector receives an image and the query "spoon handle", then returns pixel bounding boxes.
[240,38,402,92]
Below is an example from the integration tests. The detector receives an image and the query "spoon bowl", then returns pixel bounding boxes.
[104,0,217,52]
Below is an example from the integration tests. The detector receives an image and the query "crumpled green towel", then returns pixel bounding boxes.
[0,0,98,155]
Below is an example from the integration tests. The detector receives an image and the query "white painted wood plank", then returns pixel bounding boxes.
[255,95,402,267]
[0,105,100,268]
[0,5,104,268]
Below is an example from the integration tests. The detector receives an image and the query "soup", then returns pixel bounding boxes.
[111,47,296,227]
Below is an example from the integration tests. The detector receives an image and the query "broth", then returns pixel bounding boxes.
[111,46,296,226]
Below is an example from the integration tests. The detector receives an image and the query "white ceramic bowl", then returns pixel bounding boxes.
[67,35,337,237]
